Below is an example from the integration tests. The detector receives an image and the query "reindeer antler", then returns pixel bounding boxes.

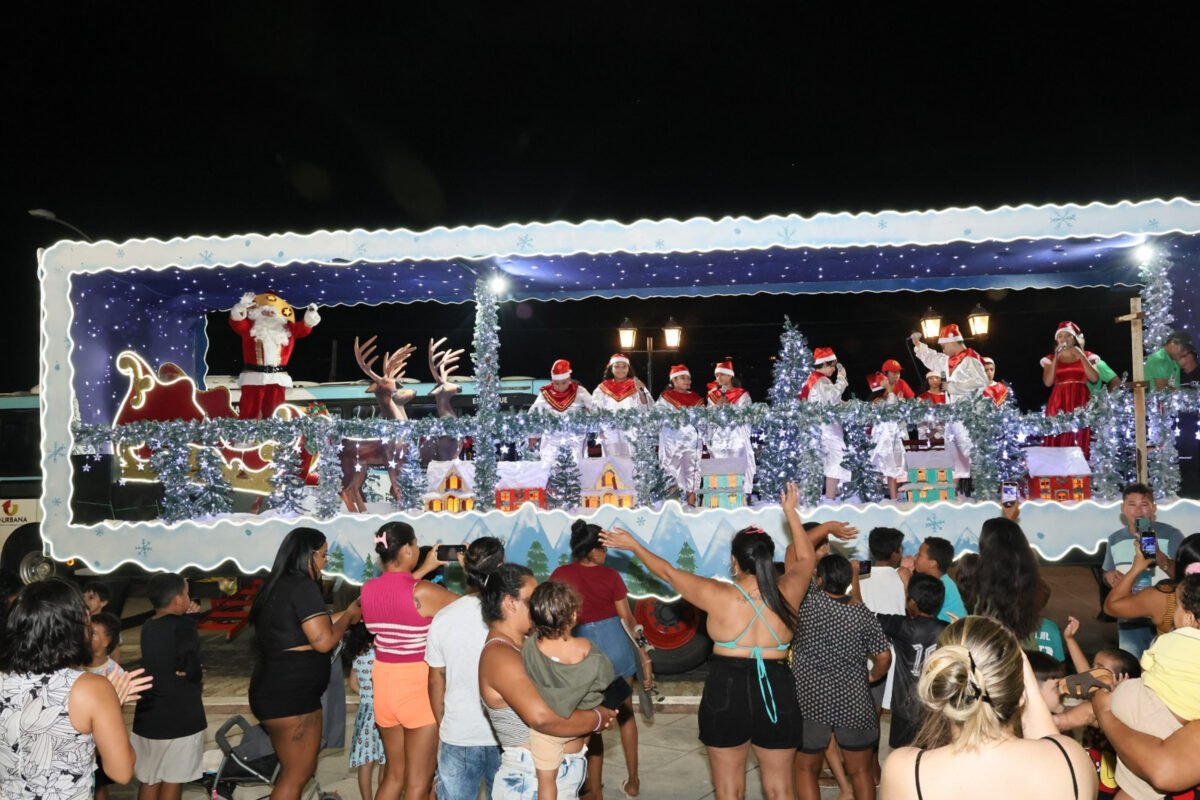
[429,337,465,395]
[383,343,417,384]
[354,335,386,385]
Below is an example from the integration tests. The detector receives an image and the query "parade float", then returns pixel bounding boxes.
[38,200,1200,638]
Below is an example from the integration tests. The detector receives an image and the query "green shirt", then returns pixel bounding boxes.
[1087,357,1118,396]
[1144,348,1181,391]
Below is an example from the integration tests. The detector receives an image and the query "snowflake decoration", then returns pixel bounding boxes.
[354,243,368,257]
[1144,218,1161,231]
[116,248,126,259]
[635,514,647,527]
[135,539,153,557]
[516,234,533,252]
[199,250,214,265]
[1050,210,1076,231]
[877,219,888,229]
[962,228,972,236]
[778,226,796,244]
[50,497,64,507]
[48,442,67,462]
[244,528,254,537]
[654,239,665,249]
[924,514,945,533]
[94,528,105,537]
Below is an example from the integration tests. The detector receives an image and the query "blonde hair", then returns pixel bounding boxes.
[913,616,1026,750]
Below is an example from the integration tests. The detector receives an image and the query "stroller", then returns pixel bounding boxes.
[204,645,346,800]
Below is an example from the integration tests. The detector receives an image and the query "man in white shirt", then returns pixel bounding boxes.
[426,540,503,799]
[911,325,989,493]
[857,527,907,710]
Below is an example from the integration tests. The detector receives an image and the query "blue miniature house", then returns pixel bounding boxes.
[698,457,747,508]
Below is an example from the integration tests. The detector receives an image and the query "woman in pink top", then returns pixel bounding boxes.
[360,522,458,800]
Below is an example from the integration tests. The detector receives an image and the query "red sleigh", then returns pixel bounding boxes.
[113,351,320,495]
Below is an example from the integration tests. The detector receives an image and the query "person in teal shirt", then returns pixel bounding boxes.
[907,537,968,623]
[1087,355,1121,396]
[1144,330,1194,391]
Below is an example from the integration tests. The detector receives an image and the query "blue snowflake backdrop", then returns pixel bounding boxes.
[70,232,1198,423]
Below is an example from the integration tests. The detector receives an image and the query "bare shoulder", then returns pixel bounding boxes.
[879,746,919,800]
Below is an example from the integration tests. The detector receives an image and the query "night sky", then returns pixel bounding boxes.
[8,6,1200,407]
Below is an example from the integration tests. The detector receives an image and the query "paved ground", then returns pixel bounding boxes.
[105,566,1115,799]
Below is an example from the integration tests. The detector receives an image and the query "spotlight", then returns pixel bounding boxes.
[488,274,509,295]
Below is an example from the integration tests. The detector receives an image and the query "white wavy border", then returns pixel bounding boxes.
[38,197,1200,567]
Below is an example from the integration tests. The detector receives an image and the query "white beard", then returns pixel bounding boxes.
[249,314,291,366]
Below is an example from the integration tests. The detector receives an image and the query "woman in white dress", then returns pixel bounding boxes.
[657,364,705,505]
[870,359,916,501]
[591,354,652,458]
[705,359,755,503]
[528,359,594,463]
[798,347,850,500]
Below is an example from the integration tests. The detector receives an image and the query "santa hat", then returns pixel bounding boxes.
[813,347,837,365]
[1056,321,1084,345]
[669,364,690,381]
[714,360,735,376]
[550,359,572,381]
[880,358,902,374]
[867,372,885,392]
[927,370,941,380]
[982,356,995,367]
[607,353,630,367]
[937,324,964,344]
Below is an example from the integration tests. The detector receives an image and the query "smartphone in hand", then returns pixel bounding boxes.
[1000,482,1019,507]
[435,544,466,562]
[856,560,873,576]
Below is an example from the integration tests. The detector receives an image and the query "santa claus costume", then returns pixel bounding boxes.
[529,359,594,462]
[1041,321,1101,460]
[870,360,914,500]
[591,353,652,458]
[229,291,320,419]
[912,324,988,487]
[799,347,850,499]
[705,360,755,497]
[657,364,704,503]
[982,356,1011,407]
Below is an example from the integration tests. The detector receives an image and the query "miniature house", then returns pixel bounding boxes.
[1025,446,1092,501]
[495,461,550,512]
[697,457,746,508]
[899,449,956,504]
[423,460,476,512]
[579,457,637,509]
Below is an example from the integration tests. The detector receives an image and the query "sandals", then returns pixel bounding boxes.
[1059,667,1114,699]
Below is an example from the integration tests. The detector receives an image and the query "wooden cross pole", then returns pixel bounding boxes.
[1115,297,1149,484]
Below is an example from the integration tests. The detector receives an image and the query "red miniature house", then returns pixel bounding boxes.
[494,462,550,512]
[1025,446,1092,502]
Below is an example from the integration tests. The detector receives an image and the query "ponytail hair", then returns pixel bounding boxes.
[570,520,603,561]
[479,563,534,625]
[463,536,505,591]
[374,521,416,566]
[913,616,1025,751]
[731,526,795,630]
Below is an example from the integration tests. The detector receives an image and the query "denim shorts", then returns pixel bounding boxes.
[577,616,638,679]
[491,745,588,800]
[436,742,501,800]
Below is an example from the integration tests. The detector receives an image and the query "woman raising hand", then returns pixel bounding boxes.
[601,482,850,800]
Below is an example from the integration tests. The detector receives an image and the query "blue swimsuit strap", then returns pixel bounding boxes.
[713,583,788,724]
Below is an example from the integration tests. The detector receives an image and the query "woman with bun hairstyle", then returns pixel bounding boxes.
[249,527,362,799]
[550,520,653,798]
[601,482,842,800]
[360,522,458,800]
[477,563,618,799]
[881,615,1096,800]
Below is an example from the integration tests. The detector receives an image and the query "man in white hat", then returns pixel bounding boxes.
[910,325,988,492]
[657,364,704,505]
[529,359,594,463]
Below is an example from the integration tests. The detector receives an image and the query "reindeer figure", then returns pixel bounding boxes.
[339,336,417,512]
[419,337,465,465]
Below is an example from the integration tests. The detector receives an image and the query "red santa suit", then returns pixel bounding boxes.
[798,349,850,483]
[229,292,320,419]
[529,360,594,463]
[913,325,988,479]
